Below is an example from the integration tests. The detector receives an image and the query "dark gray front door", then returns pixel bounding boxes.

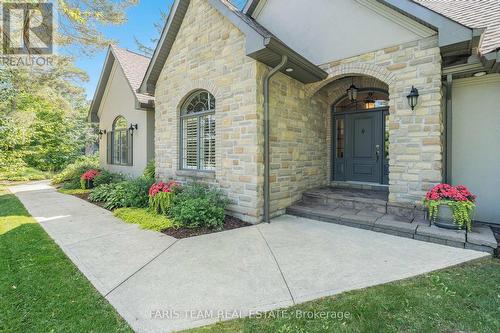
[345,112,382,183]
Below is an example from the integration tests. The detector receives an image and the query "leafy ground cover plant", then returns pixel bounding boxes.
[170,182,230,229]
[424,184,476,230]
[89,178,154,210]
[93,170,125,187]
[114,208,173,232]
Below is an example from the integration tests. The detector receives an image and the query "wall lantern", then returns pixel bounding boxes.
[98,129,107,139]
[128,124,138,135]
[407,86,419,110]
[346,81,358,102]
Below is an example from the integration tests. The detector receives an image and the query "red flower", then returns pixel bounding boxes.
[149,181,181,197]
[425,183,476,202]
[81,169,100,181]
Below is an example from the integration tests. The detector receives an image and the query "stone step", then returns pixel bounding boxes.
[286,201,497,254]
[302,187,388,214]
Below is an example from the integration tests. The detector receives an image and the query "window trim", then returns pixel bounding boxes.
[179,90,216,172]
[110,116,131,166]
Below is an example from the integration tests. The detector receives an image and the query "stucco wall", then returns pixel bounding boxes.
[451,74,500,224]
[154,0,262,223]
[98,62,153,177]
[254,0,435,65]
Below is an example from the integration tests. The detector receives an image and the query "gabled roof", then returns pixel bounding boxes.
[414,0,500,54]
[244,0,474,50]
[88,45,154,122]
[139,0,328,95]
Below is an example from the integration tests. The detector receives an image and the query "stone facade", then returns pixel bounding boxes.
[154,0,262,223]
[307,36,443,206]
[154,0,443,222]
[256,65,329,216]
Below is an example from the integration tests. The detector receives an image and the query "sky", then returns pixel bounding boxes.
[73,0,247,100]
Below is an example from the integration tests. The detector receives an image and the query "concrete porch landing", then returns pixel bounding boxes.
[287,187,498,254]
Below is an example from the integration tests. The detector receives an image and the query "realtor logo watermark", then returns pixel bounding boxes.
[1,1,54,66]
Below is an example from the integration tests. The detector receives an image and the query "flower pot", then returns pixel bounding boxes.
[433,204,462,230]
[86,180,94,189]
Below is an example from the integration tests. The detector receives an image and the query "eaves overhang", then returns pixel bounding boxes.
[139,0,327,96]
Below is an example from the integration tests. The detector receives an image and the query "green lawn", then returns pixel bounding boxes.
[0,186,133,332]
[186,258,500,333]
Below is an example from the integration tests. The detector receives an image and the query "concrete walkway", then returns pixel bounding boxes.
[10,182,489,333]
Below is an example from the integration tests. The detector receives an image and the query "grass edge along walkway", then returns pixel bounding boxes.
[0,185,133,332]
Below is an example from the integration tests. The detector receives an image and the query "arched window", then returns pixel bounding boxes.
[109,116,131,166]
[180,90,216,171]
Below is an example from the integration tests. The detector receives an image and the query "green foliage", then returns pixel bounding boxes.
[114,208,173,232]
[143,160,155,180]
[170,183,230,229]
[57,188,91,196]
[426,200,475,231]
[88,183,117,203]
[93,170,125,187]
[149,191,174,215]
[0,167,49,182]
[52,155,99,185]
[1,93,95,173]
[89,178,153,210]
[171,197,226,229]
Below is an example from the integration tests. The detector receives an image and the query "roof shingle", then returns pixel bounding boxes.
[414,0,500,54]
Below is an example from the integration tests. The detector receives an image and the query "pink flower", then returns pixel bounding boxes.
[149,181,181,197]
[425,183,476,202]
[81,169,100,181]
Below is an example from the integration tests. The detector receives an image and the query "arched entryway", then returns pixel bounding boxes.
[317,75,391,186]
[332,86,389,185]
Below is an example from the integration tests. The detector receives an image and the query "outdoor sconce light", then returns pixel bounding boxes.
[407,86,419,110]
[346,78,358,102]
[98,129,107,139]
[128,124,138,135]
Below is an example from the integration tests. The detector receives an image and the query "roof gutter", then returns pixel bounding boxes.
[263,54,287,224]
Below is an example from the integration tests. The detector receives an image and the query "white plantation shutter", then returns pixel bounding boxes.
[180,91,216,171]
[183,117,198,169]
[200,114,216,170]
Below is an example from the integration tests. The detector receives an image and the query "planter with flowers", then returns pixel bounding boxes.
[81,169,100,190]
[424,184,476,231]
[148,181,181,215]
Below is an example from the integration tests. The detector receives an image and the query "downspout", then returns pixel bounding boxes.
[263,55,288,224]
[445,74,453,184]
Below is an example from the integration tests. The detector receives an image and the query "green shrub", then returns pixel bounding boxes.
[171,197,226,229]
[88,183,117,203]
[114,208,173,232]
[89,178,154,210]
[52,155,99,185]
[143,160,155,180]
[93,170,124,187]
[170,183,230,229]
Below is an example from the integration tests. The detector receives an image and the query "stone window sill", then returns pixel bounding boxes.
[176,169,216,180]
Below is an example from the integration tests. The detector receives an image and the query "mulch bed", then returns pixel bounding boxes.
[162,215,252,239]
[62,189,252,239]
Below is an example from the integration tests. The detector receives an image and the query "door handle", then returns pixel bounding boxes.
[375,145,380,161]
